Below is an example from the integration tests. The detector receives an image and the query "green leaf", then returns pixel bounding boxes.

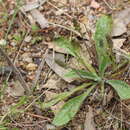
[54,37,96,73]
[94,15,112,39]
[54,37,80,57]
[41,92,70,109]
[65,69,101,81]
[10,96,27,114]
[52,85,95,126]
[106,80,130,100]
[41,83,92,109]
[13,34,22,42]
[94,15,113,76]
[31,24,40,31]
[0,126,8,130]
[99,55,111,77]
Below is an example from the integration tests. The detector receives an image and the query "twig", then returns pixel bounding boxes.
[41,68,52,85]
[6,30,31,82]
[8,120,48,127]
[25,112,51,120]
[24,89,49,110]
[103,0,113,10]
[104,109,130,125]
[32,49,49,89]
[5,3,19,40]
[120,101,123,130]
[47,1,73,19]
[49,22,81,37]
[0,47,30,94]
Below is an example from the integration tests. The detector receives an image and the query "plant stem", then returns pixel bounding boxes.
[101,80,105,97]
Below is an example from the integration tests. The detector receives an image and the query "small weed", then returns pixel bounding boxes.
[0,81,8,100]
[31,36,43,44]
[40,15,130,126]
[0,125,8,130]
[0,96,28,125]
[31,24,40,32]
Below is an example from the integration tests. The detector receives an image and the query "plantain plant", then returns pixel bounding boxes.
[40,15,130,126]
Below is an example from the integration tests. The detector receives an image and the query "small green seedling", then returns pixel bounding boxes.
[31,36,42,44]
[41,15,130,126]
[0,125,8,130]
[31,24,40,31]
[13,34,22,42]
[0,96,27,124]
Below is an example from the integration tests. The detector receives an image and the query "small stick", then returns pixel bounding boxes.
[103,0,113,10]
[49,22,81,37]
[6,30,30,82]
[0,47,30,94]
[32,49,49,89]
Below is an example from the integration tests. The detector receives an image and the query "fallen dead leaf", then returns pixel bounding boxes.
[112,19,127,36]
[30,9,49,29]
[112,8,130,36]
[20,0,47,12]
[43,74,67,90]
[43,76,60,90]
[112,38,126,62]
[45,53,76,83]
[84,106,96,130]
[112,38,126,50]
[7,81,25,97]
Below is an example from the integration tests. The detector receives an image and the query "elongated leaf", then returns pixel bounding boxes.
[41,92,70,109]
[41,83,92,109]
[99,55,111,77]
[52,85,95,126]
[65,69,101,81]
[54,37,80,57]
[94,15,113,76]
[54,37,96,73]
[107,80,130,100]
[94,15,112,39]
[0,126,7,130]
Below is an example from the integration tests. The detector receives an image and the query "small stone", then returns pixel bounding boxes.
[21,53,33,63]
[10,42,16,46]
[7,81,25,97]
[24,36,32,42]
[0,39,7,46]
[26,63,37,71]
[90,0,100,9]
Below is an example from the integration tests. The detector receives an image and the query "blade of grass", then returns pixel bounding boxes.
[5,5,19,40]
